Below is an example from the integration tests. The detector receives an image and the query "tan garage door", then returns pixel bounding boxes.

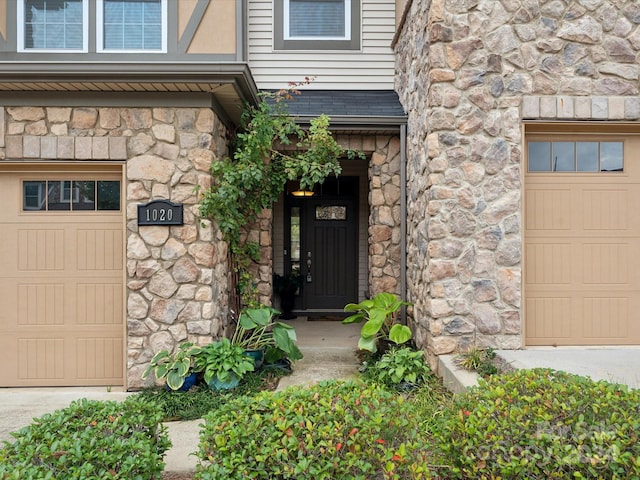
[0,166,124,386]
[525,134,640,346]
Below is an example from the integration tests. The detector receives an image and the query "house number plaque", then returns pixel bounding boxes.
[137,200,184,226]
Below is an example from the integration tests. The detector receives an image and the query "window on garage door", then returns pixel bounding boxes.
[23,180,120,211]
[528,140,623,173]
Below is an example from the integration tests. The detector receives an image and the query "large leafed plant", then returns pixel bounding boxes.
[199,82,364,305]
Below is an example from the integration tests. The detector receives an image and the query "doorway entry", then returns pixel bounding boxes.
[284,177,359,311]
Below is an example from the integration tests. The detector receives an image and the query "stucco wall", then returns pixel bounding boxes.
[395,0,640,367]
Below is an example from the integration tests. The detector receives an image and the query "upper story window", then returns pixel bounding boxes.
[275,0,360,51]
[18,0,89,52]
[97,0,167,52]
[17,0,166,53]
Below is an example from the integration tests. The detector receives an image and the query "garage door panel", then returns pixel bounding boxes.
[583,297,629,339]
[17,338,66,381]
[525,188,573,231]
[76,337,124,381]
[525,242,572,284]
[18,229,65,271]
[582,243,630,285]
[525,296,573,340]
[77,283,123,325]
[77,229,123,270]
[582,189,628,231]
[18,284,66,326]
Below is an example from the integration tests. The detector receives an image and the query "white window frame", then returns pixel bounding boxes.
[283,0,351,41]
[96,0,168,53]
[17,0,89,53]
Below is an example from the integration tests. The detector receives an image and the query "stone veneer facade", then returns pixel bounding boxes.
[395,0,640,368]
[366,134,403,296]
[0,105,232,389]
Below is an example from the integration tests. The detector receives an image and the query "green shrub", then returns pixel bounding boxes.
[434,368,640,479]
[0,397,170,479]
[195,380,431,479]
[363,347,431,390]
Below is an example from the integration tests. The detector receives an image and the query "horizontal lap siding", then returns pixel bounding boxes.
[248,0,396,89]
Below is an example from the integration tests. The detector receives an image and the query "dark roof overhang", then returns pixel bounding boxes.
[267,89,407,134]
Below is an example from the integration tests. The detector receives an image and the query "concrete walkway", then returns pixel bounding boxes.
[0,387,133,444]
[496,347,640,388]
[439,347,640,394]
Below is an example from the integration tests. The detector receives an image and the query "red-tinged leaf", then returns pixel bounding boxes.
[349,428,358,436]
[336,443,343,451]
[375,438,386,444]
[285,428,293,437]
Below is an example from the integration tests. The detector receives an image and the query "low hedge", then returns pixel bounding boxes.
[195,380,431,479]
[434,368,640,479]
[0,397,171,479]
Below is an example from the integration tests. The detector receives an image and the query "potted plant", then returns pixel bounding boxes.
[273,271,302,319]
[142,342,202,391]
[231,305,304,367]
[193,338,255,391]
[342,292,413,353]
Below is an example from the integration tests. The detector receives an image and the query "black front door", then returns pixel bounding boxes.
[285,177,359,311]
[302,196,357,309]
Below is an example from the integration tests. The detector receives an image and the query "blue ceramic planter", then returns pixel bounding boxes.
[165,372,198,391]
[208,373,240,391]
[243,349,265,369]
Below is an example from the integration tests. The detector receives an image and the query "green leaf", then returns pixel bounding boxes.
[388,324,412,345]
[166,370,186,390]
[358,336,377,352]
[246,307,273,327]
[155,364,169,379]
[342,313,364,324]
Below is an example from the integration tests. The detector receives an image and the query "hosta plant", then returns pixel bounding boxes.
[142,341,202,391]
[194,338,255,387]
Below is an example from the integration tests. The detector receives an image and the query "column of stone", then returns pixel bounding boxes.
[368,135,402,296]
[126,107,230,388]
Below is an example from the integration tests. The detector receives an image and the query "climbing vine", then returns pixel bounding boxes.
[199,83,364,305]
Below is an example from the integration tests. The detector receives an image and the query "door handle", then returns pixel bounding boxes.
[306,251,312,283]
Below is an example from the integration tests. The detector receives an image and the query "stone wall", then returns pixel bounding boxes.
[394,0,640,368]
[365,134,403,296]
[246,209,274,308]
[337,133,403,298]
[0,105,231,389]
